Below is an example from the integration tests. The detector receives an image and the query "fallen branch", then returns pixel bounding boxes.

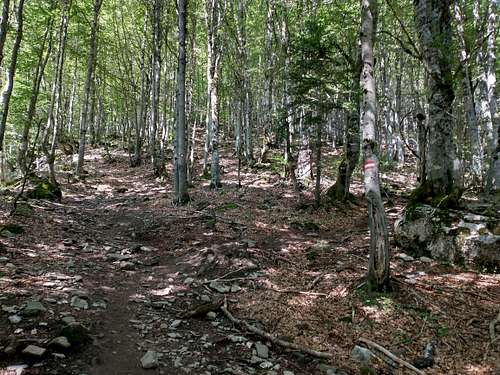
[358,337,424,375]
[307,273,324,290]
[203,267,259,284]
[268,288,328,297]
[220,300,333,360]
[489,311,500,342]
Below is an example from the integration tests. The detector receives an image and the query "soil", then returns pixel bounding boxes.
[0,148,499,375]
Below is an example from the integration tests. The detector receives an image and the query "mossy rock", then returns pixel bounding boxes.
[1,223,24,235]
[27,178,62,201]
[59,323,91,348]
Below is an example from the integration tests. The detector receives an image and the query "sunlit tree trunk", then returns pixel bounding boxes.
[0,0,25,150]
[361,0,390,291]
[413,0,462,205]
[174,0,189,204]
[76,0,102,176]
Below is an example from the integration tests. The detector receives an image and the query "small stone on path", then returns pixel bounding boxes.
[140,350,159,369]
[22,345,46,357]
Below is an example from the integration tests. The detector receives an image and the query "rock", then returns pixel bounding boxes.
[170,319,182,329]
[254,342,269,359]
[0,256,9,263]
[228,335,247,343]
[22,345,46,357]
[395,203,500,269]
[143,256,159,267]
[119,261,135,270]
[420,256,433,263]
[140,350,159,369]
[70,296,88,310]
[230,285,242,293]
[48,336,71,350]
[167,333,182,339]
[184,277,195,285]
[60,323,91,347]
[61,316,76,325]
[200,295,211,302]
[5,364,28,375]
[8,315,22,324]
[350,345,374,365]
[209,281,230,293]
[106,253,132,262]
[283,371,295,375]
[396,253,415,262]
[22,300,46,316]
[206,312,217,320]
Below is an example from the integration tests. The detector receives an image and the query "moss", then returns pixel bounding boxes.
[27,178,62,201]
[1,224,24,235]
[409,181,462,209]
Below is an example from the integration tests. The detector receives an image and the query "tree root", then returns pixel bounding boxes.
[220,299,333,360]
[489,311,500,342]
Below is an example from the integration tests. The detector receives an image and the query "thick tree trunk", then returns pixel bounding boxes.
[174,0,189,204]
[76,0,102,176]
[413,0,462,206]
[361,0,390,291]
[0,0,24,150]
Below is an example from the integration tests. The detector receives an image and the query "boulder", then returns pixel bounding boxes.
[395,203,500,269]
[27,178,62,201]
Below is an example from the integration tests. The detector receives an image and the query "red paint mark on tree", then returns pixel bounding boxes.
[364,159,376,171]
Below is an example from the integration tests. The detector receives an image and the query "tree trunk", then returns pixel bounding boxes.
[205,0,223,188]
[454,0,482,185]
[18,17,53,175]
[76,0,102,176]
[413,0,462,206]
[0,0,10,68]
[328,52,362,201]
[174,0,189,204]
[361,0,390,292]
[151,0,162,175]
[44,0,70,186]
[0,0,25,150]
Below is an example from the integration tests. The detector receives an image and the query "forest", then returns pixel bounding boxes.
[0,0,498,374]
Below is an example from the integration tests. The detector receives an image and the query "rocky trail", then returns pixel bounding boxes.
[0,150,499,375]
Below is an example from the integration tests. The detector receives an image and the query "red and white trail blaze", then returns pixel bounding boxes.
[364,159,376,171]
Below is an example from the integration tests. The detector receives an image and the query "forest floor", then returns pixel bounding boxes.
[0,147,499,375]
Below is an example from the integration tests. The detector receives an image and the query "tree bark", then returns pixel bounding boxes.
[0,0,25,151]
[413,0,462,206]
[76,0,102,176]
[18,16,53,175]
[151,0,162,175]
[0,0,10,68]
[361,0,390,291]
[174,0,189,204]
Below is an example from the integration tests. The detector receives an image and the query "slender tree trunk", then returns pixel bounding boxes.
[174,0,189,204]
[454,0,482,185]
[328,51,362,201]
[0,0,10,68]
[361,0,390,291]
[413,0,462,205]
[45,0,70,186]
[76,0,102,176]
[0,0,25,150]
[205,0,223,188]
[151,0,162,175]
[484,2,498,193]
[18,17,53,175]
